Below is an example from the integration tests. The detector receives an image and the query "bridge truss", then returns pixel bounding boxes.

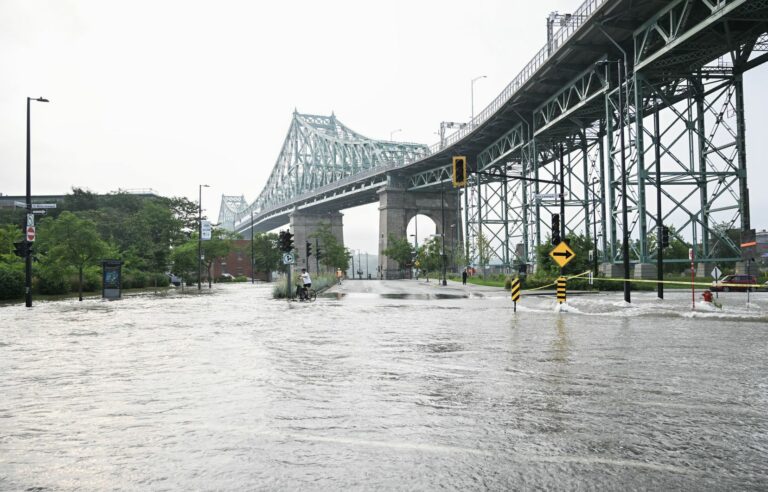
[455,0,768,272]
[222,0,767,276]
[218,111,429,231]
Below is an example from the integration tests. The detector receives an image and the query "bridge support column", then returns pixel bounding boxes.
[378,187,460,280]
[289,210,344,274]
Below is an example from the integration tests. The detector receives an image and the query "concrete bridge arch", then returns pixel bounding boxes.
[378,185,461,279]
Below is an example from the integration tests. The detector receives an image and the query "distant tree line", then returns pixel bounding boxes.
[0,187,286,300]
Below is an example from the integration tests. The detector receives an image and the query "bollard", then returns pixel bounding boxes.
[510,277,521,312]
[556,276,567,304]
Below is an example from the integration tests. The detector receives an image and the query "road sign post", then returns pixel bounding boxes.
[556,276,567,304]
[510,277,521,312]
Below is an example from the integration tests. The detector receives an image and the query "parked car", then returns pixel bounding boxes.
[167,273,182,287]
[710,274,757,292]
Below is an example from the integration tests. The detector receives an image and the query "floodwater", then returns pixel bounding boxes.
[1,281,766,490]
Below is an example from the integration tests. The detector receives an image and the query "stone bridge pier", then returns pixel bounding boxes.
[378,186,461,279]
[290,210,344,274]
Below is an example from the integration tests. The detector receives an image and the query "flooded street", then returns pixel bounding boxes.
[1,281,767,490]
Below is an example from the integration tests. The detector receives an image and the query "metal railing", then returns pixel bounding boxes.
[426,0,608,155]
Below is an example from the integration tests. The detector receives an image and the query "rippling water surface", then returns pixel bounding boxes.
[1,282,767,490]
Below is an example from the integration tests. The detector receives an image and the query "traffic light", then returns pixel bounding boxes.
[551,214,561,245]
[661,225,670,248]
[13,240,27,258]
[278,230,294,252]
[316,245,322,260]
[306,241,312,258]
[452,156,467,188]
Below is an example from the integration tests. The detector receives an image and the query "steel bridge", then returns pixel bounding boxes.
[221,0,768,277]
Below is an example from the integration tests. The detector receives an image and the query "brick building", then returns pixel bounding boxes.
[211,240,270,281]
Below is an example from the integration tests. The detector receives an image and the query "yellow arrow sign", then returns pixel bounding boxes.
[549,241,576,268]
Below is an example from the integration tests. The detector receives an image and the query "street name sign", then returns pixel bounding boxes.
[549,241,576,268]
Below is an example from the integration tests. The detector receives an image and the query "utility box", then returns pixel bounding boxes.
[102,259,123,300]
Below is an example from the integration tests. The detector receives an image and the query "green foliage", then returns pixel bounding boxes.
[251,232,281,275]
[416,236,443,278]
[476,230,493,269]
[171,241,198,284]
[311,222,351,270]
[382,233,415,270]
[0,188,210,297]
[535,233,595,277]
[0,264,24,300]
[36,262,72,295]
[36,211,110,300]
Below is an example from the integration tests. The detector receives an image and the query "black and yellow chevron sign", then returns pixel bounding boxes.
[510,277,521,303]
[556,276,567,304]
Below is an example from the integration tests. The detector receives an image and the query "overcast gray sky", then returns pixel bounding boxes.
[2,0,766,255]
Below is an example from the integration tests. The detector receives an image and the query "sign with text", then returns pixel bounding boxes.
[201,220,212,240]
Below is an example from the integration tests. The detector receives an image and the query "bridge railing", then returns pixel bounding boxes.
[427,0,607,155]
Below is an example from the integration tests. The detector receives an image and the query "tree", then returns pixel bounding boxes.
[476,230,493,276]
[201,228,236,287]
[37,212,109,301]
[416,236,442,281]
[311,222,351,271]
[251,232,281,280]
[382,234,415,272]
[171,241,198,287]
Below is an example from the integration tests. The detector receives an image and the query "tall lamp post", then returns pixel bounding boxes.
[389,129,402,140]
[470,75,487,127]
[197,184,210,290]
[25,96,49,308]
[250,210,255,284]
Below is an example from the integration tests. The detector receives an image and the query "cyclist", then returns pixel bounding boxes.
[300,268,312,299]
[294,271,305,299]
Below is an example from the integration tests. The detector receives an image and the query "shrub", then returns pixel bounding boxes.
[0,265,24,300]
[234,275,248,282]
[36,263,72,295]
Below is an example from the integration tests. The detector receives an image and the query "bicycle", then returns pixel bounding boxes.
[298,286,317,302]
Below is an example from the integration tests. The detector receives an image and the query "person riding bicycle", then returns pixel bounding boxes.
[300,268,312,300]
[294,271,305,299]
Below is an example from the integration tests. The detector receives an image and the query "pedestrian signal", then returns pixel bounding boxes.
[452,156,467,188]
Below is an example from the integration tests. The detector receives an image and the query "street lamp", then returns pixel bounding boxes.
[25,96,49,308]
[251,210,255,284]
[197,184,210,290]
[470,75,487,128]
[390,129,402,140]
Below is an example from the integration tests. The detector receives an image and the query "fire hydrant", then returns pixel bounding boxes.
[702,290,713,303]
